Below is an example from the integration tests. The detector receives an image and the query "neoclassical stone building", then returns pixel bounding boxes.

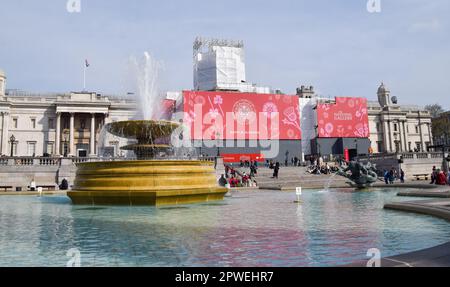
[0,70,136,157]
[1,67,433,158]
[368,83,433,153]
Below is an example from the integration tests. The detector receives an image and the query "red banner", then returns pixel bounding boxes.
[183,91,301,140]
[317,97,369,138]
[222,154,265,163]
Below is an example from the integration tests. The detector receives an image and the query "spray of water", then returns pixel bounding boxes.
[321,173,337,193]
[129,52,164,120]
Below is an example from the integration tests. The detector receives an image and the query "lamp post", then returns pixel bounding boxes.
[9,134,15,157]
[446,154,450,174]
[216,132,221,157]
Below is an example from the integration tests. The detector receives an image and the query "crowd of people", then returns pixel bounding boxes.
[383,167,405,184]
[430,166,450,185]
[306,155,339,175]
[224,163,259,188]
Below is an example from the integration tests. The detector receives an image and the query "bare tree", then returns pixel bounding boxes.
[424,104,445,118]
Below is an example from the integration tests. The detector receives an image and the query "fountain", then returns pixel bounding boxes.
[336,161,379,189]
[67,53,227,206]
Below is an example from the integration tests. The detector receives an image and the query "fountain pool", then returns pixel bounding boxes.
[1,188,449,266]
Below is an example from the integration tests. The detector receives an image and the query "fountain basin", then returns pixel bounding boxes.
[67,160,227,206]
[105,120,179,143]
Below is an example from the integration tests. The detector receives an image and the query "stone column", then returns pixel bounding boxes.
[90,113,96,156]
[399,121,407,152]
[384,120,393,153]
[419,123,426,152]
[383,120,390,153]
[427,123,433,147]
[418,112,426,151]
[1,112,9,155]
[402,121,409,152]
[69,113,75,156]
[55,112,61,156]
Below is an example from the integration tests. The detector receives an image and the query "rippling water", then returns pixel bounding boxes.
[0,188,449,266]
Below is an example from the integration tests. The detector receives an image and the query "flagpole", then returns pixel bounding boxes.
[83,64,86,91]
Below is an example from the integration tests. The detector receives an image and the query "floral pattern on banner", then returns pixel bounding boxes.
[183,91,301,140]
[317,97,369,138]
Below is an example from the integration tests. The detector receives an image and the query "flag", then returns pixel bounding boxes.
[85,59,90,68]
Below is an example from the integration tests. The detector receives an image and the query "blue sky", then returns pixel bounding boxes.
[0,0,449,108]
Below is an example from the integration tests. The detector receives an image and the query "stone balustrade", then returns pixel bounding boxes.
[0,155,215,167]
[369,152,445,162]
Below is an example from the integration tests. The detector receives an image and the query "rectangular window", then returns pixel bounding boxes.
[48,118,55,130]
[376,123,380,132]
[27,142,36,156]
[377,141,383,153]
[394,123,398,132]
[408,142,412,152]
[416,142,422,152]
[415,126,419,134]
[12,118,18,129]
[46,142,54,155]
[31,118,36,129]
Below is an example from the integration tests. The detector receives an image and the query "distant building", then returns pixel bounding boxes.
[296,83,433,157]
[0,70,136,157]
[0,36,434,161]
[368,83,433,153]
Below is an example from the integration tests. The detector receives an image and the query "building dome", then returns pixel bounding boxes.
[0,69,5,78]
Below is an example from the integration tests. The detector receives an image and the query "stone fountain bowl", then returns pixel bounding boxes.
[105,120,180,142]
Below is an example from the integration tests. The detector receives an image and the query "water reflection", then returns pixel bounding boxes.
[0,190,449,266]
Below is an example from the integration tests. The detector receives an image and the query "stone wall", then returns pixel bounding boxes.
[367,152,445,179]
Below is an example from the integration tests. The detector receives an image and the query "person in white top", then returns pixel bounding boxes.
[30,178,36,191]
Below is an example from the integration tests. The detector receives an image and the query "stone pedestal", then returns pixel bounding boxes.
[67,160,227,206]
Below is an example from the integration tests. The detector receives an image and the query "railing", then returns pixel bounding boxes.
[0,155,217,166]
[39,158,61,165]
[198,156,216,162]
[15,158,34,165]
[369,152,444,162]
[416,153,429,159]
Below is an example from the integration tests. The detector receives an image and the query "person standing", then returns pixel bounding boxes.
[400,169,405,183]
[384,170,389,184]
[430,166,437,184]
[388,169,395,184]
[272,162,280,179]
[30,178,36,191]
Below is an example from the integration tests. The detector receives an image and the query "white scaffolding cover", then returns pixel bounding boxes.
[194,45,246,91]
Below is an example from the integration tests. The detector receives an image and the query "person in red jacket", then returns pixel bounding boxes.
[438,171,447,185]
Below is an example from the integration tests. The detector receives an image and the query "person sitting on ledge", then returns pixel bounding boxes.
[436,170,447,185]
[242,173,250,187]
[218,175,227,187]
[59,178,69,190]
[229,176,239,188]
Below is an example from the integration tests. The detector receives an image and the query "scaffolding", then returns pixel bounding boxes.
[193,37,247,91]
